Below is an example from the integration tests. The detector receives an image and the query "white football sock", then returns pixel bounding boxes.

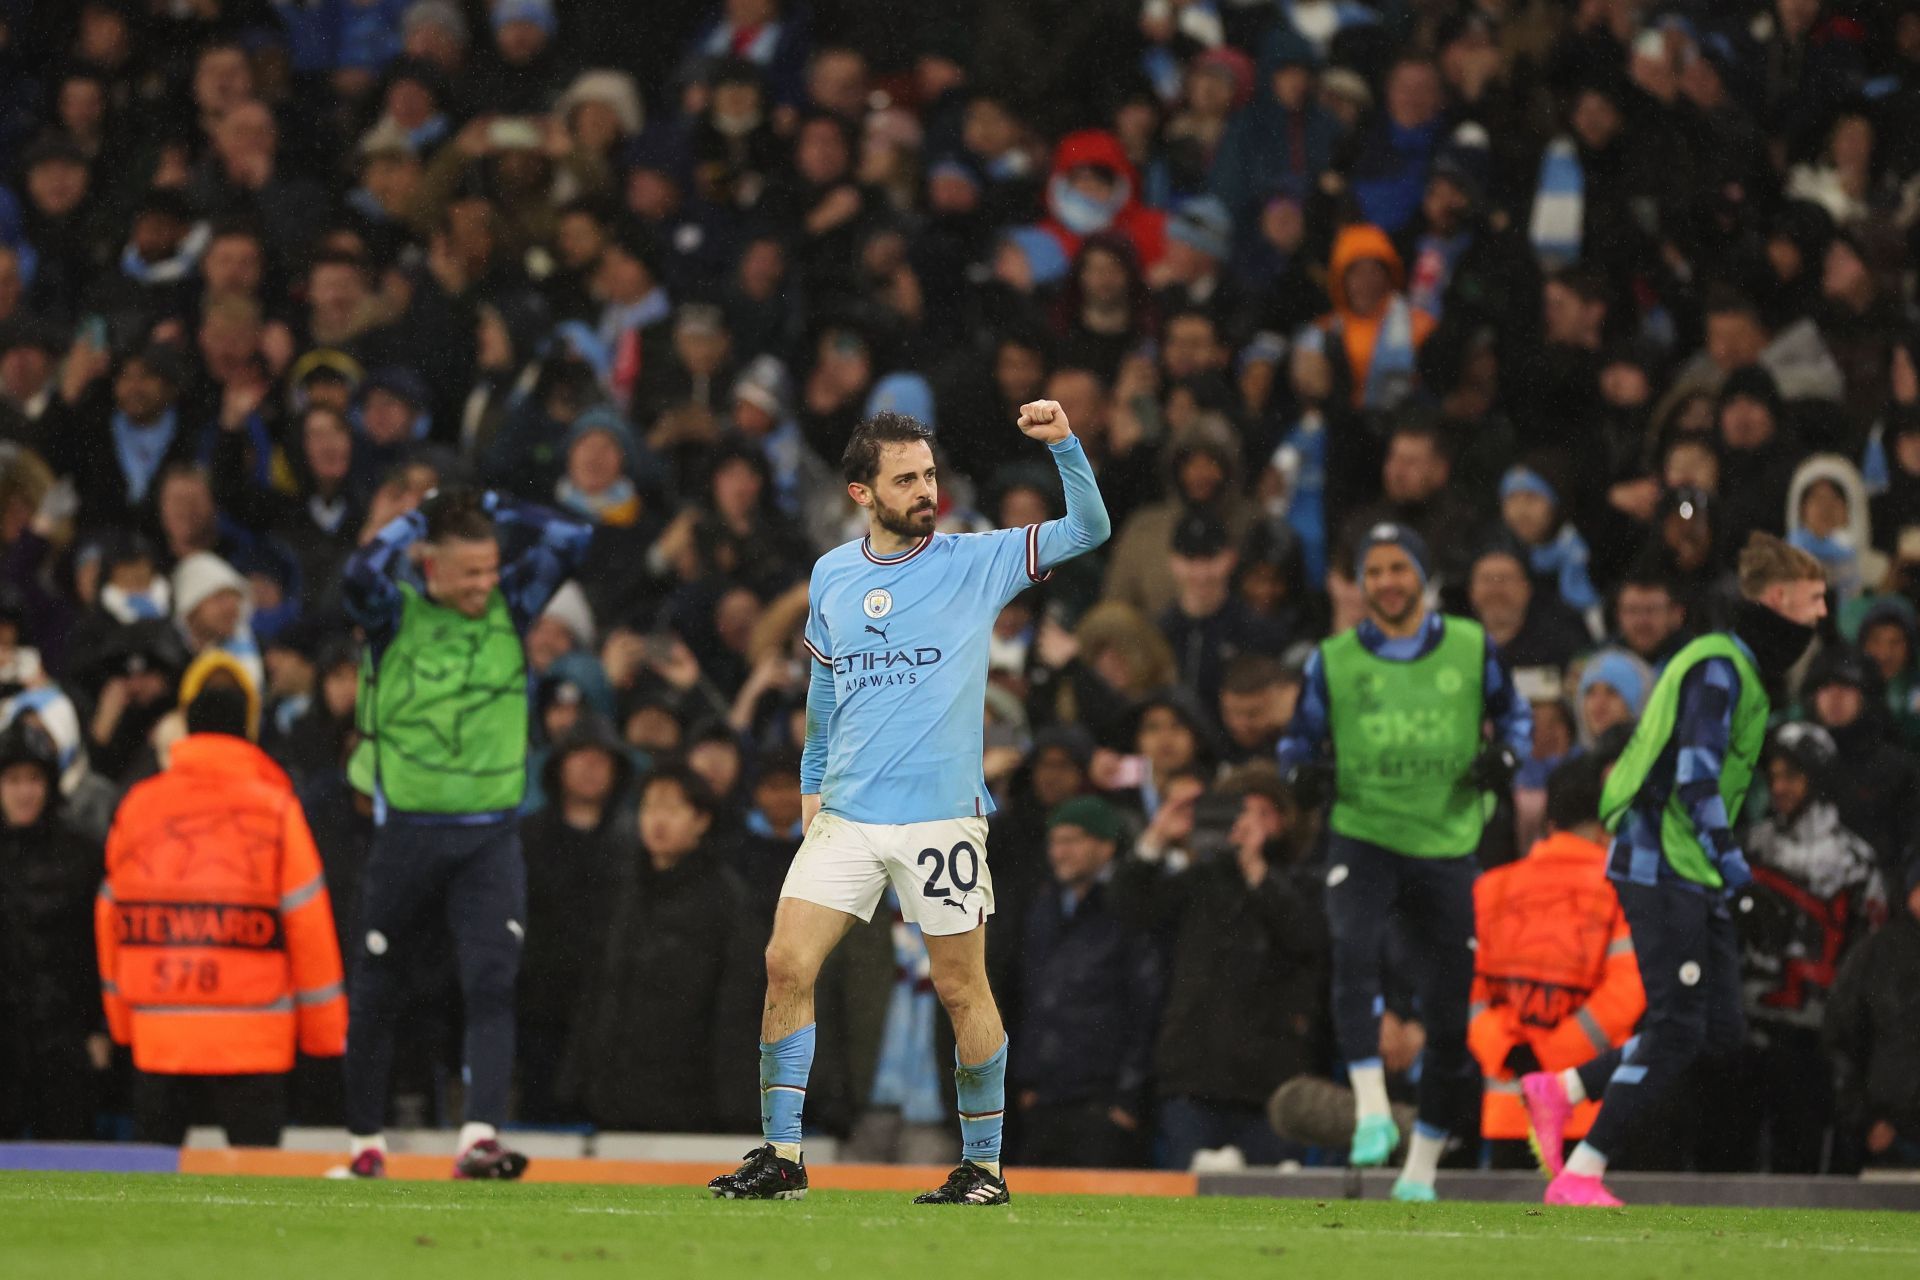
[1401,1126,1446,1186]
[350,1134,387,1157]
[977,1159,1002,1178]
[1561,1068,1587,1105]
[770,1142,802,1162]
[1350,1063,1391,1120]
[458,1122,497,1153]
[1565,1141,1608,1178]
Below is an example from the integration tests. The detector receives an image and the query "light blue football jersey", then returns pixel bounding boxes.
[801,436,1110,825]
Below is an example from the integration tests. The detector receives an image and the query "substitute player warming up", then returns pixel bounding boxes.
[709,401,1110,1205]
[1276,525,1531,1202]
[1524,534,1826,1206]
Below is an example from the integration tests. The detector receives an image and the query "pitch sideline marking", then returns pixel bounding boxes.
[2,1189,1917,1256]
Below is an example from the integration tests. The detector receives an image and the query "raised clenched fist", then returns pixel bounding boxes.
[1016,399,1071,445]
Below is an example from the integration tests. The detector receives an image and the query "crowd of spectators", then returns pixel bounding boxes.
[2,0,1920,1172]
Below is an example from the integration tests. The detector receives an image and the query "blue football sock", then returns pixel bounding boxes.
[955,1039,1008,1167]
[759,1024,816,1149]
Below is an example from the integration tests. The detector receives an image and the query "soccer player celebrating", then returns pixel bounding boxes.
[1275,524,1531,1202]
[708,401,1110,1205]
[340,488,592,1179]
[1525,534,1827,1206]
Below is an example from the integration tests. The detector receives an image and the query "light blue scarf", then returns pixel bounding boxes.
[111,408,178,503]
[1280,409,1329,584]
[118,222,209,285]
[761,419,808,518]
[100,582,169,623]
[555,476,638,523]
[1529,523,1600,613]
[597,288,672,350]
[1862,424,1890,494]
[1529,137,1584,270]
[1362,295,1417,410]
[1048,175,1129,236]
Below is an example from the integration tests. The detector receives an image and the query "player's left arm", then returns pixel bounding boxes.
[1673,657,1751,890]
[1019,399,1113,578]
[1273,649,1331,772]
[494,493,595,631]
[1482,633,1533,757]
[341,508,426,638]
[797,561,838,829]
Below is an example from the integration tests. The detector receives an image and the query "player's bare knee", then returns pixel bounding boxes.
[929,962,990,1013]
[763,938,818,997]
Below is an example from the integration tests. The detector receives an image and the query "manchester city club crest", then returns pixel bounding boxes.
[863,588,894,618]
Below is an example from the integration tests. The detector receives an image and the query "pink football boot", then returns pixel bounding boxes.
[1520,1071,1575,1177]
[1544,1171,1624,1207]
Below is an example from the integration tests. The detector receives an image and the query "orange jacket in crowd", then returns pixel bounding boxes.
[1468,830,1645,1141]
[1317,223,1436,407]
[96,733,347,1074]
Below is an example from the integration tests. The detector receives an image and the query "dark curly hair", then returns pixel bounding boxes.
[840,411,935,486]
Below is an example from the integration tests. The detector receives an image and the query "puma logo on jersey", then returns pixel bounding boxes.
[942,898,966,910]
[865,623,891,642]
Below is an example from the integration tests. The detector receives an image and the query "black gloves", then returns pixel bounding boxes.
[1468,744,1520,793]
[1283,761,1335,809]
[1503,1043,1543,1077]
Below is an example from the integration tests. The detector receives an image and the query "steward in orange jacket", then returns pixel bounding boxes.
[1469,768,1644,1145]
[97,682,346,1127]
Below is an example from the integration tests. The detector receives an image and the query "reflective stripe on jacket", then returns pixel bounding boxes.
[96,734,346,1073]
[1468,830,1645,1140]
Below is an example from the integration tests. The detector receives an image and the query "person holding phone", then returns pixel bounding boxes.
[1275,522,1532,1201]
[1114,766,1327,1170]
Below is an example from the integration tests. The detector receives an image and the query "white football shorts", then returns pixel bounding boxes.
[779,813,995,937]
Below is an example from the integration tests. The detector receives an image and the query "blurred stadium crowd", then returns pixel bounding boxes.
[1,0,1919,1173]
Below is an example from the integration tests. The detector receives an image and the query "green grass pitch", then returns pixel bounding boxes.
[7,1172,1919,1279]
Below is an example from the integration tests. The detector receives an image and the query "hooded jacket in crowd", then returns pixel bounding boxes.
[1786,453,1885,607]
[1113,829,1326,1110]
[1739,725,1885,1031]
[1029,130,1169,283]
[1799,645,1920,893]
[563,832,760,1132]
[1825,862,1920,1157]
[1208,27,1339,248]
[0,719,103,1139]
[516,716,634,1122]
[1316,223,1436,413]
[1102,415,1252,620]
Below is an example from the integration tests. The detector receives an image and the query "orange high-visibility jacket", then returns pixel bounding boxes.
[1468,830,1645,1140]
[96,734,347,1074]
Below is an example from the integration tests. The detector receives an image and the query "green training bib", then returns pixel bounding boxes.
[349,583,529,815]
[1599,633,1768,889]
[1323,616,1487,858]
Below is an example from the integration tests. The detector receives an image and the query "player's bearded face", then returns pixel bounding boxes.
[871,487,937,537]
[1362,548,1422,626]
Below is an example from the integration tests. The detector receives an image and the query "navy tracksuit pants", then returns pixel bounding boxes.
[1582,879,1743,1159]
[343,819,526,1136]
[1325,834,1480,1135]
